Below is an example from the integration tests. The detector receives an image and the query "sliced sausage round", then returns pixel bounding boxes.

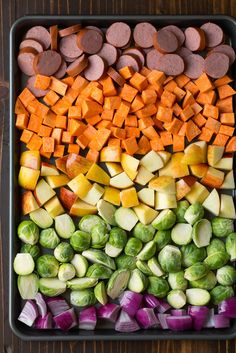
[153,29,179,53]
[163,25,185,46]
[58,24,82,37]
[60,54,79,63]
[146,48,163,70]
[83,55,106,81]
[176,46,192,59]
[27,75,49,97]
[116,54,140,72]
[17,47,38,76]
[19,39,44,53]
[33,50,62,76]
[184,27,205,51]
[97,43,118,66]
[106,22,131,48]
[85,26,104,36]
[66,54,88,77]
[210,44,236,65]
[77,29,103,54]
[50,25,58,51]
[107,67,125,86]
[157,54,184,76]
[123,48,145,67]
[60,34,83,59]
[184,54,205,79]
[204,52,229,79]
[54,59,67,79]
[25,26,51,50]
[200,22,223,48]
[133,22,157,48]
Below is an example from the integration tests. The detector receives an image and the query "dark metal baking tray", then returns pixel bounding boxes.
[9,15,236,341]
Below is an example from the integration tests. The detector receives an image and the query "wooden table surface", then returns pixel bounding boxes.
[1,0,236,352]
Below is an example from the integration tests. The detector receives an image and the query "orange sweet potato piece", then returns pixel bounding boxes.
[68,119,86,137]
[51,128,63,144]
[100,76,117,96]
[165,118,183,135]
[15,97,29,115]
[212,133,229,146]
[38,125,52,137]
[76,134,89,149]
[90,86,104,105]
[220,113,235,126]
[123,137,139,155]
[160,131,173,146]
[198,127,214,142]
[205,117,221,134]
[111,127,126,140]
[83,124,97,141]
[119,66,135,79]
[34,74,51,90]
[61,76,75,87]
[53,145,65,158]
[71,75,88,92]
[150,137,164,151]
[125,127,140,138]
[43,110,57,128]
[217,84,236,100]
[186,120,201,142]
[26,134,42,151]
[214,75,233,87]
[203,104,219,119]
[27,114,43,133]
[68,106,82,120]
[88,128,111,151]
[82,100,103,119]
[175,74,190,88]
[141,89,157,105]
[68,144,80,154]
[142,126,159,140]
[156,106,173,123]
[130,95,144,113]
[218,125,234,136]
[120,84,138,103]
[192,113,206,128]
[108,138,121,147]
[15,114,29,130]
[173,135,185,152]
[180,105,195,122]
[173,86,186,101]
[195,73,214,93]
[129,72,148,91]
[184,81,199,97]
[20,129,34,144]
[125,115,138,127]
[101,109,114,121]
[86,149,99,163]
[42,137,55,153]
[136,104,157,119]
[61,131,74,144]
[19,88,35,107]
[225,136,236,153]
[137,135,151,155]
[196,90,216,105]
[182,90,195,108]
[138,117,154,130]
[43,90,60,106]
[178,122,187,137]
[216,97,233,113]
[160,89,176,108]
[85,115,102,126]
[55,115,67,129]
[49,77,68,96]
[104,96,121,110]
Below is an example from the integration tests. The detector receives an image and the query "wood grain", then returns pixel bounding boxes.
[1,0,236,352]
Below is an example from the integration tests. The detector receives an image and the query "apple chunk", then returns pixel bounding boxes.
[201,167,224,188]
[140,151,164,172]
[70,199,97,217]
[66,153,92,179]
[121,153,139,180]
[44,196,64,218]
[220,170,235,189]
[149,176,176,194]
[185,181,209,204]
[133,203,158,225]
[34,179,56,206]
[22,191,39,215]
[110,172,133,189]
[207,145,224,166]
[68,174,92,198]
[158,151,171,165]
[202,188,220,216]
[86,163,110,185]
[189,164,208,178]
[176,179,191,201]
[46,174,70,189]
[213,157,233,171]
[159,153,189,178]
[59,187,77,210]
[105,162,123,177]
[137,188,155,207]
[20,150,41,170]
[120,187,139,208]
[103,186,120,206]
[81,183,105,206]
[18,166,40,190]
[135,166,154,186]
[219,194,236,219]
[155,192,177,210]
[41,162,59,176]
[183,141,207,165]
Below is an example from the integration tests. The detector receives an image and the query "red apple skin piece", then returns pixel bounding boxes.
[41,162,59,176]
[20,151,41,170]
[22,191,40,215]
[59,187,77,210]
[55,155,69,174]
[183,175,197,187]
[65,153,93,179]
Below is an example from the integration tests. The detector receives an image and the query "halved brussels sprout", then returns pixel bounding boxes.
[181,244,206,268]
[184,203,204,225]
[20,244,40,260]
[158,245,182,273]
[210,285,234,305]
[133,223,155,243]
[186,288,210,306]
[137,241,156,261]
[37,254,59,278]
[39,228,60,249]
[216,266,236,286]
[17,220,39,245]
[94,281,108,305]
[14,253,35,275]
[167,289,186,309]
[152,209,176,230]
[107,269,130,299]
[226,233,236,261]
[70,230,91,252]
[124,237,143,257]
[54,242,74,263]
[82,249,116,270]
[204,251,229,270]
[39,278,66,297]
[211,217,234,238]
[71,254,88,278]
[173,200,190,223]
[115,254,136,270]
[58,263,76,282]
[189,271,217,290]
[79,215,106,233]
[153,229,171,251]
[86,263,113,279]
[70,288,96,307]
[207,239,226,255]
[136,260,153,276]
[128,269,148,293]
[67,277,98,290]
[18,273,39,299]
[91,223,109,249]
[184,262,209,281]
[168,271,188,290]
[192,219,212,248]
[109,227,127,248]
[55,214,75,239]
[147,276,169,298]
[171,223,192,245]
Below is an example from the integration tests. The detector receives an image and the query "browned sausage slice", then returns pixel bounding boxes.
[106,22,131,48]
[60,54,79,63]
[184,27,205,51]
[204,52,229,79]
[77,29,103,54]
[153,29,179,53]
[184,54,204,79]
[146,48,163,70]
[176,46,192,59]
[124,48,145,67]
[107,67,125,86]
[60,34,83,59]
[83,55,106,81]
[58,24,82,37]
[133,22,157,48]
[97,43,118,66]
[50,25,58,51]
[116,54,140,72]
[17,47,38,76]
[27,75,49,97]
[33,50,62,76]
[163,25,185,46]
[54,59,67,79]
[19,39,44,53]
[157,54,184,76]
[210,44,236,65]
[86,26,104,36]
[66,54,88,77]
[25,26,51,50]
[200,22,223,48]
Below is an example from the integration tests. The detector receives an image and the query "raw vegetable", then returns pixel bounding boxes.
[135,308,159,329]
[39,228,60,249]
[54,308,77,331]
[186,288,210,306]
[70,289,96,307]
[136,260,153,276]
[226,233,236,261]
[218,297,236,318]
[55,214,75,239]
[148,257,164,277]
[167,289,186,309]
[54,242,74,263]
[105,243,123,258]
[204,251,229,270]
[184,262,209,281]
[105,227,127,257]
[70,230,91,252]
[137,241,156,261]
[128,269,148,293]
[173,200,190,223]
[34,313,52,329]
[91,223,109,248]
[158,245,182,273]
[166,315,192,331]
[18,300,38,327]
[14,253,35,275]
[189,271,217,290]
[67,277,98,290]
[20,244,40,260]
[157,313,171,329]
[46,297,69,316]
[97,199,117,226]
[143,293,160,309]
[58,263,76,282]
[71,254,88,278]
[115,310,140,332]
[125,237,142,257]
[181,244,206,268]
[211,217,234,238]
[79,215,106,233]
[18,220,39,245]
[37,255,59,278]
[133,223,155,243]
[147,277,169,298]
[216,265,236,285]
[119,291,142,317]
[171,309,187,316]
[114,207,138,231]
[94,281,108,305]
[29,208,53,229]
[153,229,171,250]
[115,254,137,270]
[168,271,188,290]
[17,273,39,299]
[171,223,192,245]
[192,219,212,248]
[82,249,116,270]
[152,209,176,230]
[184,203,204,225]
[35,293,47,317]
[213,315,230,328]
[210,285,234,305]
[107,269,130,299]
[39,278,66,296]
[79,306,97,330]
[188,306,209,331]
[86,263,113,279]
[97,303,120,322]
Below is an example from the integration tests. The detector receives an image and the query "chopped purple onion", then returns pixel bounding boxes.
[46,297,70,316]
[115,310,140,332]
[214,314,230,328]
[171,309,187,317]
[34,313,52,329]
[97,303,120,323]
[35,293,47,317]
[166,315,192,331]
[53,308,77,331]
[218,297,236,318]
[156,299,171,313]
[18,300,38,327]
[203,308,215,328]
[188,306,209,331]
[79,306,97,330]
[157,313,171,329]
[136,308,160,329]
[143,294,160,309]
[119,291,142,317]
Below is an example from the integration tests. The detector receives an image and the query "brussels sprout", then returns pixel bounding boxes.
[181,244,206,268]
[67,277,98,290]
[136,260,153,276]
[128,269,148,293]
[107,269,130,299]
[192,219,212,248]
[20,244,40,260]
[204,251,229,270]
[158,245,182,273]
[109,227,127,248]
[189,271,217,290]
[86,263,113,279]
[171,223,192,245]
[39,228,60,249]
[173,200,190,223]
[79,215,106,233]
[184,203,204,225]
[216,266,236,286]
[14,253,35,275]
[70,288,96,307]
[54,242,74,263]
[148,257,164,277]
[137,241,156,261]
[30,208,53,229]
[37,254,59,278]
[82,249,116,270]
[207,239,226,255]
[184,262,209,281]
[210,285,234,305]
[39,278,66,297]
[212,217,234,238]
[58,263,76,282]
[105,243,123,258]
[133,223,155,243]
[71,254,88,278]
[94,281,107,305]
[17,273,39,299]
[226,233,236,261]
[167,289,186,309]
[17,220,39,245]
[153,229,171,251]
[91,223,109,249]
[152,209,176,230]
[124,237,143,257]
[186,288,210,306]
[55,214,75,239]
[147,276,169,298]
[70,230,91,252]
[115,254,136,270]
[168,271,188,290]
